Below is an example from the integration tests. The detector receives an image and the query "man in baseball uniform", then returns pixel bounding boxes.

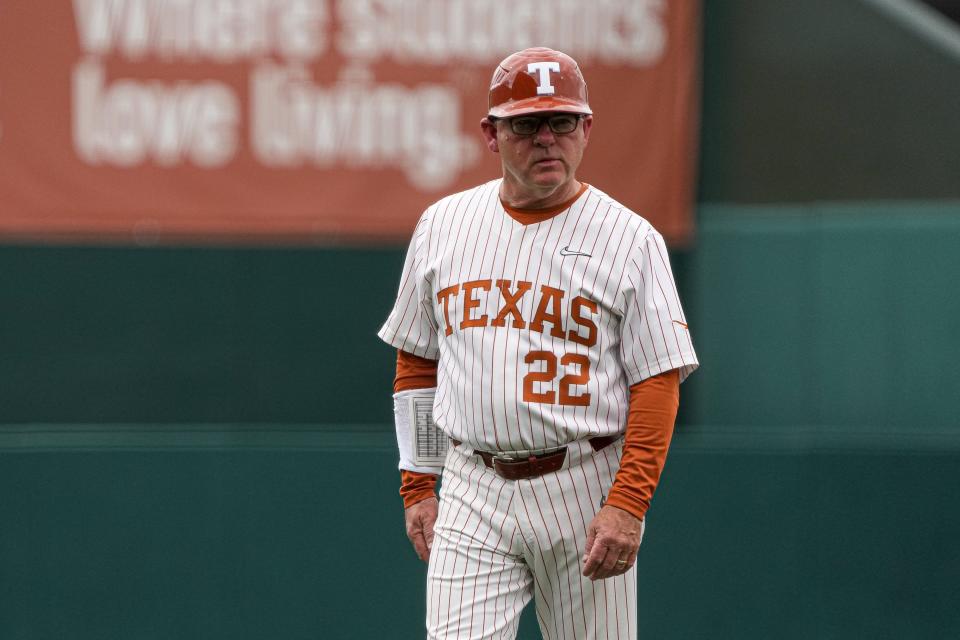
[379,47,698,639]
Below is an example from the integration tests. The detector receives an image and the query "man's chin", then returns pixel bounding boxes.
[528,170,567,189]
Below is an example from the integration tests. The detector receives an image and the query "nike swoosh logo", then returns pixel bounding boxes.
[559,246,591,257]
[672,320,688,329]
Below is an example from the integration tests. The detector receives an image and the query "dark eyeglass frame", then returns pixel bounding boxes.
[490,113,584,136]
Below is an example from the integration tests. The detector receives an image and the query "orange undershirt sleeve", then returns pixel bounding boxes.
[395,349,440,508]
[394,349,439,394]
[604,369,680,521]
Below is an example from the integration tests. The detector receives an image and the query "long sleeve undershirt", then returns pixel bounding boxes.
[395,349,679,520]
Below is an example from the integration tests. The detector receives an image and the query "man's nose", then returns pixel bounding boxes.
[533,122,556,145]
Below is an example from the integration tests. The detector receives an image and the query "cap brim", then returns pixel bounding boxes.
[489,96,592,118]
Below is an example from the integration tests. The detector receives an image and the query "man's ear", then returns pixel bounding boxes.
[480,118,500,153]
[581,115,593,145]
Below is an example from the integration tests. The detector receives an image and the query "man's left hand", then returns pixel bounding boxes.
[581,505,643,580]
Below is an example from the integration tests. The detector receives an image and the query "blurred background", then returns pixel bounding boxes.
[1,1,959,638]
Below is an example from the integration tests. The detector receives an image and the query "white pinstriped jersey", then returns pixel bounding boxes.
[379,179,698,453]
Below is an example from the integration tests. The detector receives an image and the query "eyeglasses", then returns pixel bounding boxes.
[492,114,583,136]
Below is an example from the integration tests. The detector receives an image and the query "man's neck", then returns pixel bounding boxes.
[499,179,582,211]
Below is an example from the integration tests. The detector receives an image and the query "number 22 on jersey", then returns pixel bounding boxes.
[523,351,591,406]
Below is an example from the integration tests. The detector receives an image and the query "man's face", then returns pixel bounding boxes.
[481,111,593,199]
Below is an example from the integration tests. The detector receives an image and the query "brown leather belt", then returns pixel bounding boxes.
[451,435,619,481]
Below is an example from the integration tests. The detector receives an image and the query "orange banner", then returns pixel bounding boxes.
[0,1,699,246]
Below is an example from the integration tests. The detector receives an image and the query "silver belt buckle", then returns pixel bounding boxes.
[495,446,562,463]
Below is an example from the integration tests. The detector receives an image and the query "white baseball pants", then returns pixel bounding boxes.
[426,439,642,639]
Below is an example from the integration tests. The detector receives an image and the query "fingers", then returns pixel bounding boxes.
[581,541,610,579]
[604,552,635,580]
[422,506,437,558]
[409,530,429,562]
[405,498,439,563]
[583,525,596,559]
[582,523,623,579]
[583,544,636,580]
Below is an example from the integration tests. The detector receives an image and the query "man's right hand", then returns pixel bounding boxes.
[405,496,438,562]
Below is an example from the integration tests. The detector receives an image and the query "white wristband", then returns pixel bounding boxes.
[393,387,445,474]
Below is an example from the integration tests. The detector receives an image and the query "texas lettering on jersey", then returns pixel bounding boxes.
[435,279,597,346]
